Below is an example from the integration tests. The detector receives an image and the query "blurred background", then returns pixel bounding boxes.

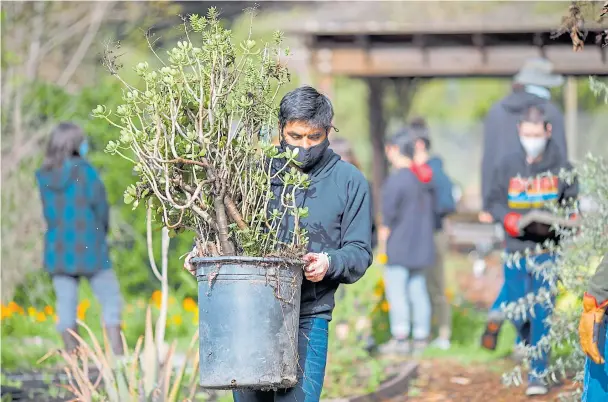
[1,1,607,401]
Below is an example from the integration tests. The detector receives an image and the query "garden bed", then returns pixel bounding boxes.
[323,359,418,402]
[1,368,82,401]
[403,359,578,402]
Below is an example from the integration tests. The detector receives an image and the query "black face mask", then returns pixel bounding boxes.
[281,138,330,172]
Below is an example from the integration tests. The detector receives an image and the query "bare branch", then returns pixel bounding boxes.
[146,203,163,282]
[57,1,114,86]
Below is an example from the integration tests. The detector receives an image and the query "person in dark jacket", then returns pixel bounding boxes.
[480,58,567,221]
[185,87,373,402]
[407,118,456,350]
[377,130,435,355]
[36,122,123,356]
[330,137,378,250]
[580,253,608,402]
[482,106,578,396]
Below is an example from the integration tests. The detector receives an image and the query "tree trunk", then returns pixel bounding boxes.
[367,77,387,220]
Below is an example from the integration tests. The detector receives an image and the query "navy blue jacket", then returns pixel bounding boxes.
[271,149,373,320]
[36,157,111,276]
[381,166,436,270]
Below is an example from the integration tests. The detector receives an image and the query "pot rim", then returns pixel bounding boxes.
[191,255,305,266]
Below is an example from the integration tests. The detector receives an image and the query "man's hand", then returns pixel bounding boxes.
[303,253,330,283]
[183,246,197,276]
[579,292,608,364]
[478,211,494,223]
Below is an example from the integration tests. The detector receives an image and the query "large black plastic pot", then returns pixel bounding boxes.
[193,256,303,390]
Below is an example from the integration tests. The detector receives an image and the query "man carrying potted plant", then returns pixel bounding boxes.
[185,86,374,402]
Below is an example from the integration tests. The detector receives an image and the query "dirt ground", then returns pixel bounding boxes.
[394,359,579,402]
[453,252,504,309]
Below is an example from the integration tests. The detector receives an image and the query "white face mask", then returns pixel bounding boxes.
[520,137,547,159]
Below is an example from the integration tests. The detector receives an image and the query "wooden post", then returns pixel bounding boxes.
[367,78,387,220]
[565,76,578,161]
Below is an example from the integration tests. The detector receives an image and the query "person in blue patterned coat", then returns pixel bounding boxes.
[36,122,123,355]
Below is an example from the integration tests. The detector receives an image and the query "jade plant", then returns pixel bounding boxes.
[94,9,310,258]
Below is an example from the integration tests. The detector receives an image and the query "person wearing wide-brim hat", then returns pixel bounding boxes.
[480,57,568,223]
[478,57,568,373]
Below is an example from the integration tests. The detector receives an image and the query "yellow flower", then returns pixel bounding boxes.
[7,301,20,313]
[380,300,390,312]
[44,305,54,315]
[171,314,183,326]
[445,288,455,302]
[27,307,37,317]
[151,290,162,308]
[1,305,12,320]
[36,312,47,322]
[77,300,90,321]
[169,296,176,306]
[183,297,197,313]
[377,253,388,265]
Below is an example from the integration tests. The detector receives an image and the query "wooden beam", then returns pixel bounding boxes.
[313,45,608,77]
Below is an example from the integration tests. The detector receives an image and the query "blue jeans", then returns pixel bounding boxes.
[497,253,555,381]
[52,269,123,332]
[490,265,526,345]
[582,314,608,402]
[383,265,431,340]
[233,317,329,402]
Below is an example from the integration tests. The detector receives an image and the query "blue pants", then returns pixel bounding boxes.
[233,317,329,402]
[582,315,608,402]
[494,253,555,381]
[52,269,123,332]
[384,265,431,340]
[490,265,527,345]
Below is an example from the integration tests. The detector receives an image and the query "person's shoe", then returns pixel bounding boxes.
[378,338,410,356]
[430,337,451,351]
[525,379,549,396]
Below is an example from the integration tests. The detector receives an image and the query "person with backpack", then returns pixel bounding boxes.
[408,117,456,350]
[377,129,435,355]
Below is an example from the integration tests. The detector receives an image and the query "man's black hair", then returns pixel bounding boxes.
[520,105,549,129]
[387,128,414,157]
[279,86,334,132]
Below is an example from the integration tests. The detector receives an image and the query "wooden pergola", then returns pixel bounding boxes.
[279,1,608,210]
